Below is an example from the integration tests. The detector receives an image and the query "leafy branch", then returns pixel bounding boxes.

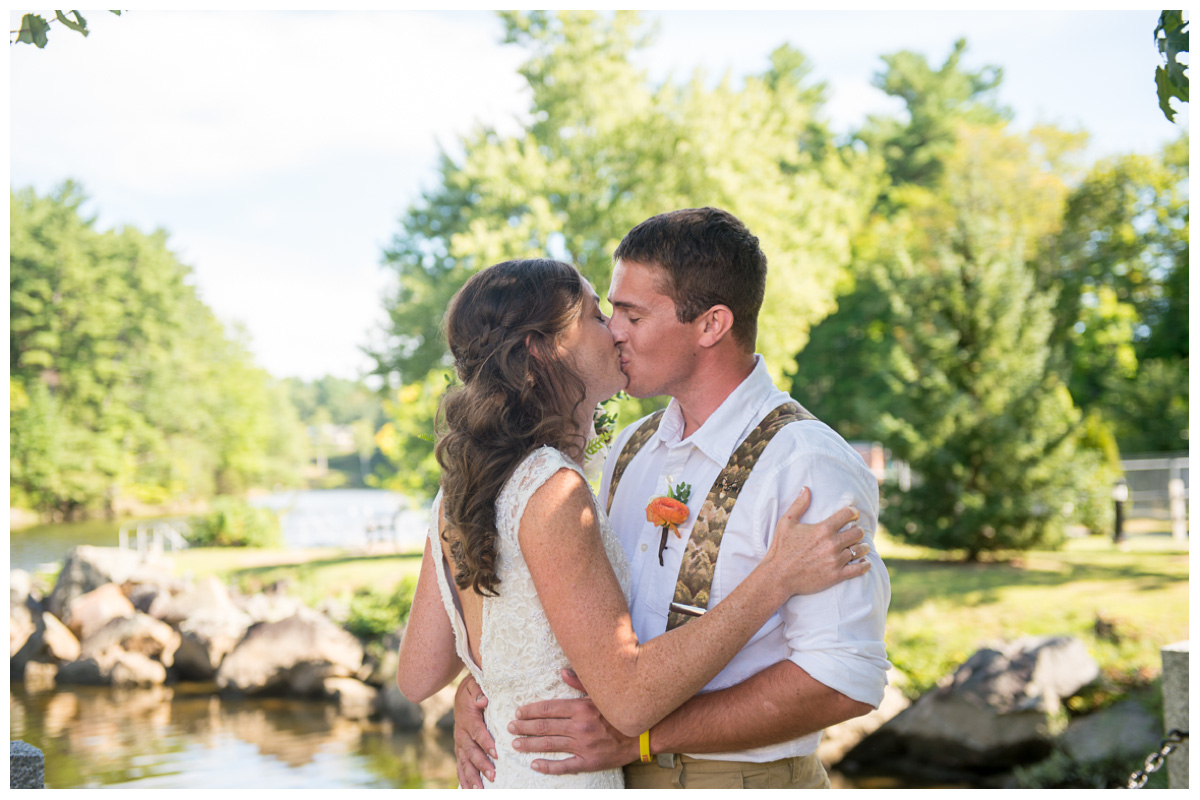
[1154,10,1189,122]
[11,10,122,48]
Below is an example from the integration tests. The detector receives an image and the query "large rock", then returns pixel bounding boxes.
[11,597,81,678]
[10,596,37,659]
[377,682,426,732]
[819,673,911,766]
[323,676,378,720]
[109,650,168,687]
[842,636,1100,776]
[63,583,135,641]
[10,569,36,606]
[23,660,59,693]
[148,574,237,626]
[215,608,364,696]
[56,647,168,687]
[45,546,166,619]
[232,590,306,625]
[81,612,181,668]
[175,606,254,680]
[1058,699,1161,762]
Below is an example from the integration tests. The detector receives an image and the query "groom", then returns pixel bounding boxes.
[454,207,890,788]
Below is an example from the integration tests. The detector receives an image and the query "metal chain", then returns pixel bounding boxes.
[1126,729,1188,788]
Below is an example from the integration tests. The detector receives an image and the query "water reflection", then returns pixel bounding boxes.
[10,683,458,789]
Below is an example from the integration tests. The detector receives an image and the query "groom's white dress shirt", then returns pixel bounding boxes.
[599,355,891,764]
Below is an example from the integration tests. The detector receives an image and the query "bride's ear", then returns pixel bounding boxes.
[525,332,542,362]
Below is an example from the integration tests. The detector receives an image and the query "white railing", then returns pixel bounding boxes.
[1121,454,1189,541]
[118,518,191,556]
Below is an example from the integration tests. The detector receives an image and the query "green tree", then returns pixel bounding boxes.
[1049,136,1189,452]
[869,206,1108,558]
[857,38,1009,197]
[372,10,876,498]
[10,183,305,517]
[796,44,1113,556]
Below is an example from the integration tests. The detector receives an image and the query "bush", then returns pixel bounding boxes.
[1013,749,1166,789]
[343,577,417,639]
[187,498,283,548]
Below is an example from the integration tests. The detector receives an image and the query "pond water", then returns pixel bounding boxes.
[9,489,430,574]
[11,681,922,789]
[10,683,459,789]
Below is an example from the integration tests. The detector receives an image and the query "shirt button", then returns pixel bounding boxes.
[640,543,648,552]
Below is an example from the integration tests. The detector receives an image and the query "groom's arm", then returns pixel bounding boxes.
[507,661,868,776]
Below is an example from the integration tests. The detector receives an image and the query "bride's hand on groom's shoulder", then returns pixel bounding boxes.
[454,675,495,788]
[510,669,639,775]
[767,487,872,596]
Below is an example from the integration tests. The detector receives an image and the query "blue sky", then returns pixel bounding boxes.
[8,9,1185,381]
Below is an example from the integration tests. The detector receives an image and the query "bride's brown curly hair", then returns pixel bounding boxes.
[436,258,590,596]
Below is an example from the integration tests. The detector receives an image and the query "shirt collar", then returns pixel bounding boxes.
[652,355,778,465]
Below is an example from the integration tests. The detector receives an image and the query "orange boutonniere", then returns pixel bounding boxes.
[646,479,691,566]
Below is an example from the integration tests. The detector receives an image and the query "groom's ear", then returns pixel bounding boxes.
[695,305,735,348]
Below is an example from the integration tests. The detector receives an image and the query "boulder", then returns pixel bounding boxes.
[55,647,168,687]
[10,596,37,659]
[377,682,425,732]
[42,609,82,662]
[323,676,378,720]
[55,654,112,686]
[819,673,911,767]
[10,569,35,606]
[232,590,306,625]
[23,660,59,693]
[124,582,166,614]
[842,636,1100,775]
[367,632,403,685]
[11,597,81,678]
[175,606,254,680]
[63,583,136,641]
[45,546,166,620]
[1058,699,1161,763]
[109,650,168,687]
[149,574,237,626]
[81,612,181,668]
[215,608,364,696]
[424,684,458,733]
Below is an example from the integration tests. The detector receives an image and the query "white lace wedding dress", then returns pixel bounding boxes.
[429,446,631,789]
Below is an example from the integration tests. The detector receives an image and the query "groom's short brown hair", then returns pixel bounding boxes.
[613,207,767,351]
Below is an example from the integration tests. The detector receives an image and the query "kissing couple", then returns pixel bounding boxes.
[397,207,891,789]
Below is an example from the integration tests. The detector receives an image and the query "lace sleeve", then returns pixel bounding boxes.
[496,447,586,545]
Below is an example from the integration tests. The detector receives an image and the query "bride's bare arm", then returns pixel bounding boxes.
[396,538,464,702]
[519,468,867,737]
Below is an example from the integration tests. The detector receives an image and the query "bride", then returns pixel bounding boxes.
[396,258,869,788]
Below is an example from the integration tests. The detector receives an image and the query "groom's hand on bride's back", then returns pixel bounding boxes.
[510,669,639,775]
[453,675,496,788]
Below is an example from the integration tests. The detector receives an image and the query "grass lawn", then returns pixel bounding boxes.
[877,528,1189,706]
[171,524,1188,708]
[170,545,425,609]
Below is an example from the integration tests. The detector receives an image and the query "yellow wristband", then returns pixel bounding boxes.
[639,729,652,763]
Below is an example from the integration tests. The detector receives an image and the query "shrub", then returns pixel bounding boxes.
[343,577,417,639]
[187,498,283,548]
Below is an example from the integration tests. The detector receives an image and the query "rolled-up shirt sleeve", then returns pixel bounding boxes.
[757,432,892,708]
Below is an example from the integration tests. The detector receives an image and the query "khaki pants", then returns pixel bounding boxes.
[623,752,830,789]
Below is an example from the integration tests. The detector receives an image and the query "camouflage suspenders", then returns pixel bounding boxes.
[605,401,816,632]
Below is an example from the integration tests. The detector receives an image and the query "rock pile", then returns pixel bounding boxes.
[838,635,1159,784]
[10,546,432,731]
